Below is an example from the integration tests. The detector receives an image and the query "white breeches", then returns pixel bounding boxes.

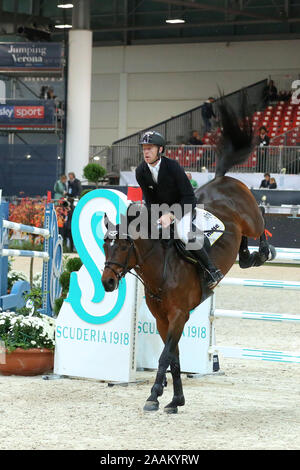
[175,209,204,250]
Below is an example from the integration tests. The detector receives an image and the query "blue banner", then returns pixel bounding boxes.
[0,43,63,70]
[0,100,56,129]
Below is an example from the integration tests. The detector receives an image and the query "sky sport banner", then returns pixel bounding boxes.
[0,100,55,129]
[0,43,63,70]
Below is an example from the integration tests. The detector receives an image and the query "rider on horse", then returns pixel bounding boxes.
[135,130,224,289]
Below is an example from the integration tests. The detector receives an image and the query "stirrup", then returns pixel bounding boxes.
[206,269,224,289]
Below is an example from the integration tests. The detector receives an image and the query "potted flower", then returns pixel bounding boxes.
[0,308,55,376]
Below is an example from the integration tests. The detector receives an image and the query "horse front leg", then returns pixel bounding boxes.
[143,340,171,412]
[164,345,185,414]
[143,312,186,413]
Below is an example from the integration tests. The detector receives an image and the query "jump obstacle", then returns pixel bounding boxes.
[210,268,300,365]
[134,247,300,379]
[0,200,63,316]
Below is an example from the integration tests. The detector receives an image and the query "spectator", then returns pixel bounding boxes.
[67,172,82,198]
[278,90,292,102]
[47,87,57,100]
[54,174,67,201]
[39,86,48,100]
[186,172,198,189]
[57,198,69,238]
[259,172,271,188]
[63,198,75,252]
[201,97,216,133]
[269,177,277,189]
[257,126,270,172]
[257,126,270,147]
[263,79,278,105]
[188,130,203,146]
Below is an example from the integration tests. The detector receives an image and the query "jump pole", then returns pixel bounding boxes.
[209,274,300,365]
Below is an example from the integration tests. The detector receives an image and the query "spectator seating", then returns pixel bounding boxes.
[166,98,300,170]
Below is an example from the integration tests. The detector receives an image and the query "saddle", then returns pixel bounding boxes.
[173,239,199,265]
[172,238,213,303]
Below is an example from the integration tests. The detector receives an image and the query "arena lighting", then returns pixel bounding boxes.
[165,18,185,24]
[57,2,73,7]
[26,154,31,159]
[55,24,72,29]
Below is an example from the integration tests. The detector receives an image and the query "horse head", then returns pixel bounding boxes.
[101,211,138,292]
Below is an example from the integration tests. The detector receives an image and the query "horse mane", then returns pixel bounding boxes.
[120,203,172,244]
[215,90,253,178]
[117,202,152,237]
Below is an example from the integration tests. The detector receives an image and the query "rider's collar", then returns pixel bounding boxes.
[147,158,161,182]
[147,156,161,169]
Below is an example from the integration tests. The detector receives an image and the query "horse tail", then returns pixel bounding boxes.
[215,90,253,178]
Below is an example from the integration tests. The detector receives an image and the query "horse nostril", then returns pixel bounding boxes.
[103,277,116,292]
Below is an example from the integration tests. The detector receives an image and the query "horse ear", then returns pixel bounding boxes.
[103,213,117,238]
[104,212,115,229]
[103,212,109,228]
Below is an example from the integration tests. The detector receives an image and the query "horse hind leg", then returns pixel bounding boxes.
[239,235,252,268]
[239,231,276,269]
[239,234,268,268]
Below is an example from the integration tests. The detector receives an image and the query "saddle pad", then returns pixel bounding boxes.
[193,208,225,246]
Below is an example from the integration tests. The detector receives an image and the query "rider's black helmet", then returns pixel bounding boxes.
[139,131,166,153]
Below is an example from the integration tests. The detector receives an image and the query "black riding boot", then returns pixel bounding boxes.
[192,244,224,289]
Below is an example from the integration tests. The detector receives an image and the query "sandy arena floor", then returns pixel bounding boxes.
[0,258,299,450]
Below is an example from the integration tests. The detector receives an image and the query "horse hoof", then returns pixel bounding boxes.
[164,405,178,414]
[268,245,276,261]
[143,400,159,412]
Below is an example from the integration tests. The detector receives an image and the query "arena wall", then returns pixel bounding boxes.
[90,39,300,146]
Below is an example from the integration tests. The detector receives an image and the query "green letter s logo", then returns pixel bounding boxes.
[65,189,129,325]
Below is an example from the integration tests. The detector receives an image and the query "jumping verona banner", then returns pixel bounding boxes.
[0,43,63,70]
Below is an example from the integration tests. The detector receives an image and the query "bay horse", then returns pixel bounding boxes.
[101,97,275,413]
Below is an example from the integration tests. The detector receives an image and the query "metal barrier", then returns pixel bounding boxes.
[90,144,300,174]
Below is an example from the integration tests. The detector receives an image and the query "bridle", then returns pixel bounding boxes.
[103,233,163,301]
[104,235,135,282]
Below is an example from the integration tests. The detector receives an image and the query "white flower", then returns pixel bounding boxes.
[0,309,55,348]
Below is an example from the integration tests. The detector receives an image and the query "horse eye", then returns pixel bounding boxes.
[120,245,128,251]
